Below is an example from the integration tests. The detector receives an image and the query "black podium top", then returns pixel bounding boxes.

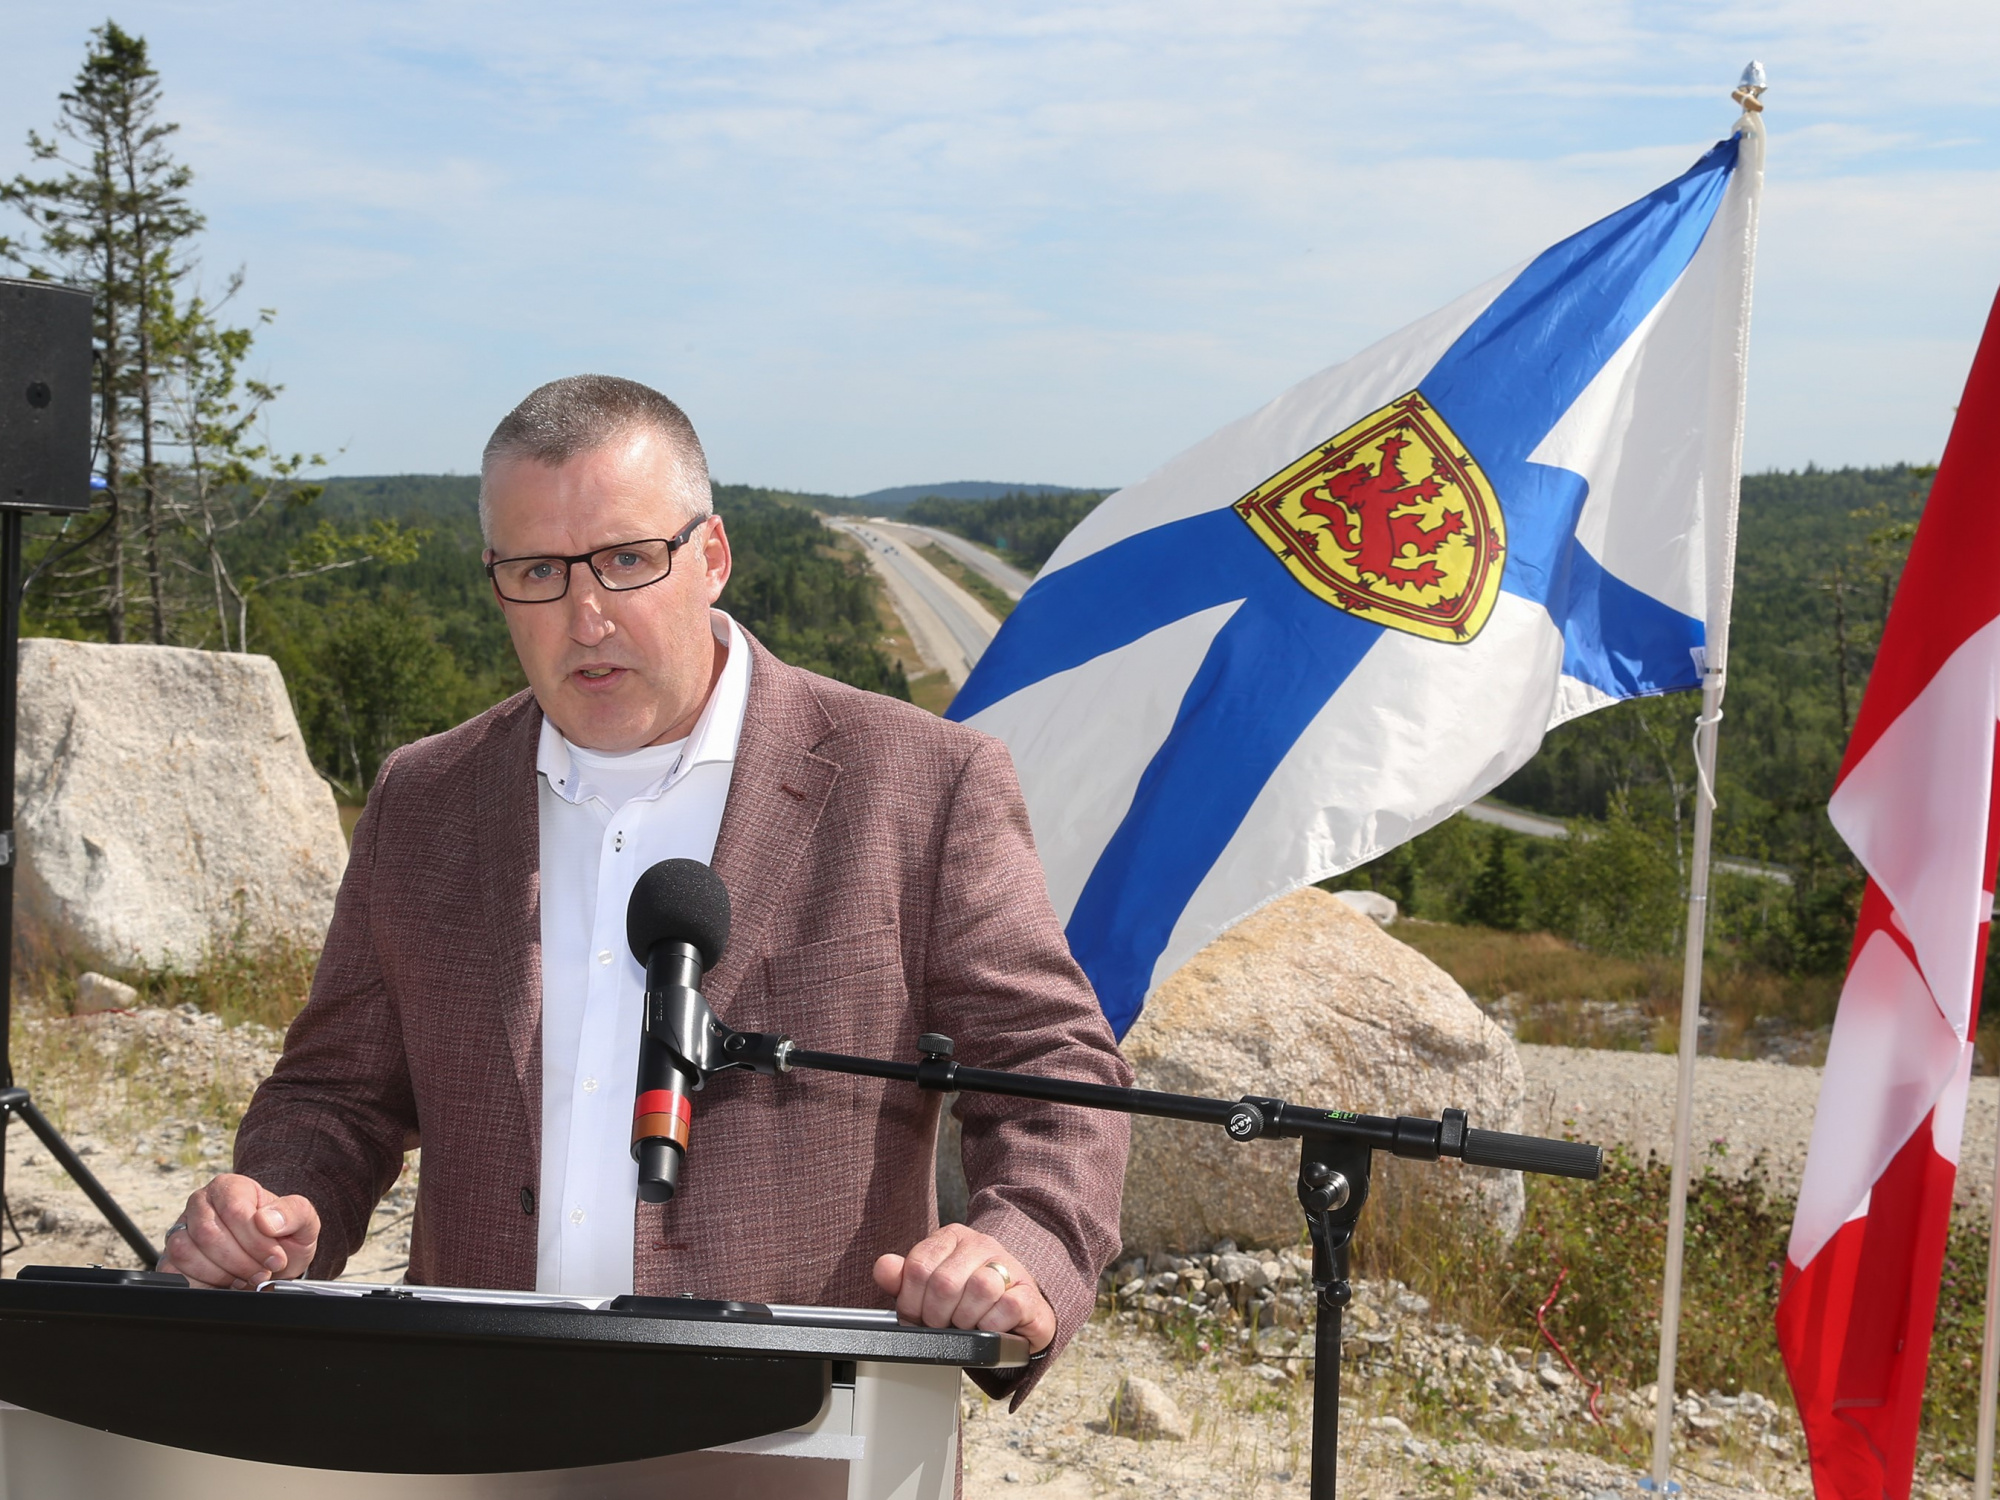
[0,1268,1026,1474]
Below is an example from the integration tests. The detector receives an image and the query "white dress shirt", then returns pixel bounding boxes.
[534,610,751,1295]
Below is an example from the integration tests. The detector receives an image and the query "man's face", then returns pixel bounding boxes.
[483,429,732,752]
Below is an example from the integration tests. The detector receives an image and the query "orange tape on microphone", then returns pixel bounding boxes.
[632,1089,693,1151]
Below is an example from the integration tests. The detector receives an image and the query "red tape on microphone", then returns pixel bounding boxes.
[632,1089,693,1150]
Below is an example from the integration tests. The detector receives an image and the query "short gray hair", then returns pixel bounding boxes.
[478,375,713,543]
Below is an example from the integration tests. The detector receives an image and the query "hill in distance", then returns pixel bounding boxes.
[845,481,1102,514]
[319,476,1101,520]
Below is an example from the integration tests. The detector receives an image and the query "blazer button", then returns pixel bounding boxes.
[520,1187,535,1216]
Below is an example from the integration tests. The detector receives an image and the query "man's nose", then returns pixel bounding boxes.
[566,569,615,641]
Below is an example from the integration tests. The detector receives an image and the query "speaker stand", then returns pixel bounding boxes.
[0,509,159,1269]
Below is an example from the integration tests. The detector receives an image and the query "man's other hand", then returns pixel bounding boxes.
[156,1174,320,1289]
[873,1223,1055,1353]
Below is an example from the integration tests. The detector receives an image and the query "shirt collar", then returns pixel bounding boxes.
[536,609,753,807]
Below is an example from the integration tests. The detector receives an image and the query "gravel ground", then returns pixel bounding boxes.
[1519,1044,2000,1210]
[0,1012,1986,1498]
[0,1005,415,1280]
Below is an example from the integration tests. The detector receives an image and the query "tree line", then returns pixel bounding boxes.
[904,490,1108,570]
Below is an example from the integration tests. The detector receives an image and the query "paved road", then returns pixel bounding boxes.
[1465,798,1791,885]
[827,518,1001,686]
[866,519,1034,599]
[1464,800,1568,839]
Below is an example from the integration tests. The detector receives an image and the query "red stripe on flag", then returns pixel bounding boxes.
[1778,1114,1958,1500]
[1779,284,2000,1500]
[1840,288,2000,781]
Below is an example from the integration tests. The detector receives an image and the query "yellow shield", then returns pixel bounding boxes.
[1233,391,1505,643]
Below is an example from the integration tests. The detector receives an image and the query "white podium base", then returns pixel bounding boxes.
[0,1361,960,1500]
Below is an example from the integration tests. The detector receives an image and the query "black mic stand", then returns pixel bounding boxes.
[648,985,1602,1500]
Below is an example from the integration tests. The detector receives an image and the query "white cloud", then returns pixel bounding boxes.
[1,0,1995,487]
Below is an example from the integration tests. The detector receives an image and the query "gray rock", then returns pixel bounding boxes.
[73,970,138,1014]
[1119,888,1526,1253]
[1212,1252,1270,1292]
[15,639,347,972]
[1332,888,1398,924]
[1108,1375,1189,1441]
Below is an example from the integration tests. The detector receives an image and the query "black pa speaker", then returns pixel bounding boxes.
[0,277,93,514]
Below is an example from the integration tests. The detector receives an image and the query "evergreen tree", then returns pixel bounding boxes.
[3,22,415,655]
[1464,826,1527,931]
[2,21,202,642]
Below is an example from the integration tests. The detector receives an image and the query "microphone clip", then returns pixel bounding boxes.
[641,943,794,1086]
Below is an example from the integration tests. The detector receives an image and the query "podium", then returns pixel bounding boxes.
[0,1268,1024,1499]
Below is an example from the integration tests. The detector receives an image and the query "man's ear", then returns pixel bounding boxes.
[701,515,734,603]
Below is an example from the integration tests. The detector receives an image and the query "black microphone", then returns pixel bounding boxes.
[625,859,732,1204]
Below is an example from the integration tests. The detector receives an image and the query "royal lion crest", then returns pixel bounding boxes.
[1233,392,1506,643]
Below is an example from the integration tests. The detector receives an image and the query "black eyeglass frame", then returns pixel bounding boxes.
[484,514,710,603]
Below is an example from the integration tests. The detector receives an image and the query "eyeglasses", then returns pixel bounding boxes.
[485,515,709,603]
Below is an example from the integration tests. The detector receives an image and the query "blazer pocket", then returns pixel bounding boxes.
[763,922,905,996]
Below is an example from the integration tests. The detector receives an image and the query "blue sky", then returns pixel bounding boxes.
[3,2,1996,494]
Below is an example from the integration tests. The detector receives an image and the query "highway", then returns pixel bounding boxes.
[864,520,1034,600]
[827,518,1002,687]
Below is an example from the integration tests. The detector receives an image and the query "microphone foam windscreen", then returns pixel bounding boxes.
[626,859,733,971]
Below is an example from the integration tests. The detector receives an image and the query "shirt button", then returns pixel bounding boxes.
[570,1207,586,1225]
[582,1077,598,1093]
[598,949,613,965]
[614,831,626,852]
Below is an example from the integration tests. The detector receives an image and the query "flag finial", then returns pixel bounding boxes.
[1733,61,1768,113]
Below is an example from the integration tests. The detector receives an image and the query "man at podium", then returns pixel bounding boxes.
[156,376,1132,1401]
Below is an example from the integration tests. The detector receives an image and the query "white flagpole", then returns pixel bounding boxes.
[1650,672,1724,1491]
[1648,69,1766,1494]
[1976,1124,2000,1500]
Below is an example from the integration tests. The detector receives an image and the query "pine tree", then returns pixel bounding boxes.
[2,22,202,643]
[4,23,409,655]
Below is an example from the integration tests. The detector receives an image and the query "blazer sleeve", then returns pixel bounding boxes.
[921,734,1131,1407]
[233,752,419,1279]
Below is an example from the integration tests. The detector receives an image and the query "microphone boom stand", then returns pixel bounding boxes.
[652,984,1602,1500]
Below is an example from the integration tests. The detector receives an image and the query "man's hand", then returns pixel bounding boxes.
[156,1174,320,1290]
[873,1223,1056,1353]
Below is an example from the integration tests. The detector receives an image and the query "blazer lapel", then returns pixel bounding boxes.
[708,639,838,1008]
[476,694,546,1123]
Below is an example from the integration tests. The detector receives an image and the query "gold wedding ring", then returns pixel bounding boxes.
[984,1260,1015,1291]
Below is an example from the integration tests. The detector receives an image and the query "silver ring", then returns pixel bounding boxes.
[166,1222,189,1240]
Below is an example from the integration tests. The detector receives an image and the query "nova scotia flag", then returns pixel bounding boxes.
[951,120,1764,1038]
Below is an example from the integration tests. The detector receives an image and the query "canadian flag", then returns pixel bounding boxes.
[1776,288,2000,1500]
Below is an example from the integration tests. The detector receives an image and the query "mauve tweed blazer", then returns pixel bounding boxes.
[234,633,1131,1401]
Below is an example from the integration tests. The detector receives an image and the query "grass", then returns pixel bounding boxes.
[1390,920,1844,1064]
[7,931,319,1143]
[915,541,1016,620]
[1353,1150,1992,1478]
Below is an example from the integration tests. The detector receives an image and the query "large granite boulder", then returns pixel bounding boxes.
[15,639,347,973]
[1119,887,1524,1254]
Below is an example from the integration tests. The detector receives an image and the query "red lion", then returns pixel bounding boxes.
[1300,435,1465,590]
